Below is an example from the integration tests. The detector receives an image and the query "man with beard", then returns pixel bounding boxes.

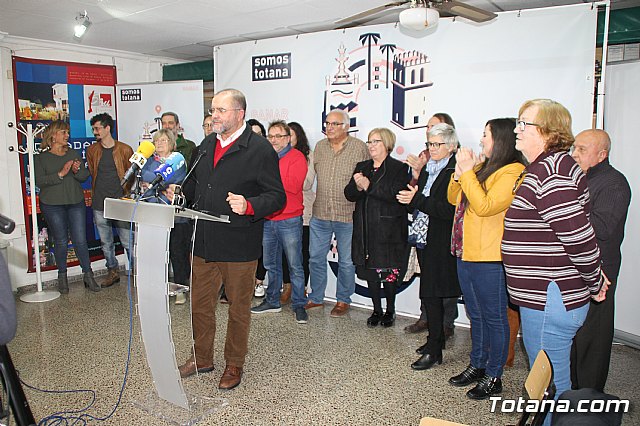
[167,89,285,390]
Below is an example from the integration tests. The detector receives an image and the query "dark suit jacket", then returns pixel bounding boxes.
[409,155,460,298]
[183,125,285,262]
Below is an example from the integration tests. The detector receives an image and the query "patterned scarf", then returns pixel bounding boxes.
[408,155,451,248]
[451,193,467,257]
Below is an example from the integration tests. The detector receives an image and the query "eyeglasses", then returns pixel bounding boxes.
[208,107,242,115]
[512,169,527,195]
[91,126,104,131]
[202,123,213,129]
[325,121,345,128]
[516,120,539,132]
[366,139,383,145]
[267,134,290,141]
[426,142,446,149]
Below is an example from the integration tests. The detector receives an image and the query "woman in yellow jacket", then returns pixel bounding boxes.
[446,118,525,400]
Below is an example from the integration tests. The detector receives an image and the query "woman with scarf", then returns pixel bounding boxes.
[397,123,459,370]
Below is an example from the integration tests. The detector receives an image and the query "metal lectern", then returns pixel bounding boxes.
[104,198,229,425]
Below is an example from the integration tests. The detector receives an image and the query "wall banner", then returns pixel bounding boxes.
[214,4,597,316]
[12,56,118,273]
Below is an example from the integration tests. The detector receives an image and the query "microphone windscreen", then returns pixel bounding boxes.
[138,141,156,158]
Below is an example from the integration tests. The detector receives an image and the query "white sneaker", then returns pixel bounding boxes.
[175,293,187,305]
[254,282,265,297]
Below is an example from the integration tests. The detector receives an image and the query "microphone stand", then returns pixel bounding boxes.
[173,149,206,210]
[0,345,36,426]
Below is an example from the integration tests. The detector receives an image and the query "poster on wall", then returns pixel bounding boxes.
[214,4,597,316]
[12,56,118,273]
[115,80,205,150]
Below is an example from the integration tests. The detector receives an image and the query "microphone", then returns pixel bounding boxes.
[0,213,16,235]
[148,152,186,192]
[174,148,207,207]
[120,141,156,187]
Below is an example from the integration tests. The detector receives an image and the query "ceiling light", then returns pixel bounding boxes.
[399,6,439,31]
[74,11,91,40]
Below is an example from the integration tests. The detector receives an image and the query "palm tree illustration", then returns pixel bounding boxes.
[379,44,396,89]
[359,32,381,90]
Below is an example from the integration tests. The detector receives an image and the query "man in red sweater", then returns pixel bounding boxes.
[251,121,309,324]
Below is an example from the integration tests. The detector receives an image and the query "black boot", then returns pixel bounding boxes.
[83,271,101,292]
[380,311,395,327]
[466,374,502,400]
[411,353,442,370]
[449,364,485,387]
[367,311,382,327]
[57,272,69,294]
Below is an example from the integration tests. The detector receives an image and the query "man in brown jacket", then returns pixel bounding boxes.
[86,113,133,287]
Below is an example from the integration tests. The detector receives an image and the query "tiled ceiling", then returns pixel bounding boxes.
[0,0,637,62]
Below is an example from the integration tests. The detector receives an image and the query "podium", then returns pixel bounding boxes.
[104,198,229,424]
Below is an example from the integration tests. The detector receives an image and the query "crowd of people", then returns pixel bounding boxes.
[34,91,631,415]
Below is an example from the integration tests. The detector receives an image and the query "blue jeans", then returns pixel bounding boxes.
[457,259,509,378]
[93,208,132,270]
[520,282,589,410]
[308,217,355,305]
[40,202,92,273]
[263,216,307,309]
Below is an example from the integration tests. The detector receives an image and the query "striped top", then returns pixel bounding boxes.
[501,151,604,310]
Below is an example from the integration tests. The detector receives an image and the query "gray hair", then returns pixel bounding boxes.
[428,123,458,150]
[328,108,350,129]
[152,128,177,152]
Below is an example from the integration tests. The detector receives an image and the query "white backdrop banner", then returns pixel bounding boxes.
[215,4,597,317]
[604,61,640,342]
[115,80,204,149]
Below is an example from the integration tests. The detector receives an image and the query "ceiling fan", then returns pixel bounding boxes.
[335,0,497,30]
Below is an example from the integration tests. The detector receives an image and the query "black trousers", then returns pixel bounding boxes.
[169,222,193,285]
[570,280,617,392]
[419,296,458,329]
[423,296,445,357]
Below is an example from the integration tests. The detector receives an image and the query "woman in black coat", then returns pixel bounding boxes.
[345,128,410,328]
[397,123,460,369]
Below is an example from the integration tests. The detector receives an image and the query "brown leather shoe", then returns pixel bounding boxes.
[330,302,350,317]
[304,301,324,310]
[404,319,428,334]
[101,268,120,288]
[218,365,243,390]
[280,283,292,304]
[444,326,455,340]
[178,357,214,378]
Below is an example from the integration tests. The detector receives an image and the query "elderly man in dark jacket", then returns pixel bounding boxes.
[169,89,285,391]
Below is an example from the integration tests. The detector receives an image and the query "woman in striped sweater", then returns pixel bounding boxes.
[501,99,609,409]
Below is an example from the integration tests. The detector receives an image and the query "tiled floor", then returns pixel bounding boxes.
[5,273,639,425]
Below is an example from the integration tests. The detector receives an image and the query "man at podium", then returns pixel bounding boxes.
[167,88,285,391]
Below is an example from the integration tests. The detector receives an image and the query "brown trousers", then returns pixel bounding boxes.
[191,256,257,368]
[505,306,521,367]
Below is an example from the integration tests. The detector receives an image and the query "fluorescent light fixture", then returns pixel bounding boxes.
[399,6,439,31]
[74,11,91,40]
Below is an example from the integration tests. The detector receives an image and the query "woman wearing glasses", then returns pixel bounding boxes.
[33,120,100,293]
[446,118,525,399]
[345,128,410,327]
[397,123,459,369]
[502,99,608,409]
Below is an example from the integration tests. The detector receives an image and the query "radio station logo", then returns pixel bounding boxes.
[252,53,291,81]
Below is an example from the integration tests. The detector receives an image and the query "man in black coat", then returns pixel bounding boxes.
[570,129,631,392]
[168,89,285,390]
